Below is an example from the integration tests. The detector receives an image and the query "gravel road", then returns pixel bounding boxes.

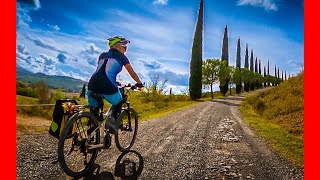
[17,89,304,180]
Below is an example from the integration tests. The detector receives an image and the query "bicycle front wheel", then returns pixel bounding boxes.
[57,112,99,178]
[115,108,138,152]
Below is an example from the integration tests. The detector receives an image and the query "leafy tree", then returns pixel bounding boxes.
[202,59,221,99]
[233,67,242,94]
[33,81,50,104]
[50,88,65,103]
[16,81,37,98]
[143,75,168,108]
[241,68,251,91]
[220,25,229,95]
[228,66,235,95]
[219,61,232,96]
[189,0,204,100]
[248,70,256,90]
[80,84,86,98]
[268,75,277,85]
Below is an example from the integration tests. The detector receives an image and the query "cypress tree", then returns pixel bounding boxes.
[259,59,261,74]
[236,38,241,68]
[80,84,86,98]
[189,0,204,99]
[278,67,280,85]
[255,57,258,73]
[273,65,276,86]
[235,37,242,94]
[264,66,266,87]
[254,57,260,89]
[249,50,254,90]
[285,71,287,81]
[259,59,262,88]
[221,25,229,66]
[244,44,249,69]
[250,50,254,72]
[244,44,249,92]
[267,59,270,86]
[282,70,284,82]
[219,25,229,96]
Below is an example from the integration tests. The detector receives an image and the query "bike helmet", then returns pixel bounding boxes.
[107,35,130,48]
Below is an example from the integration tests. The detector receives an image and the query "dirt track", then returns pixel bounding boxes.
[17,88,303,180]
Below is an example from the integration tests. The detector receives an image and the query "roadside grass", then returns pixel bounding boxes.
[240,73,304,169]
[16,95,53,119]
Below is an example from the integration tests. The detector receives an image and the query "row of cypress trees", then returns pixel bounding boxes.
[189,0,289,99]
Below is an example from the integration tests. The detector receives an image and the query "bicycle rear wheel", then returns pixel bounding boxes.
[57,112,99,178]
[115,108,138,152]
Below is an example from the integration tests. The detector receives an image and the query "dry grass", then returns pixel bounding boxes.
[16,114,51,137]
[240,72,304,168]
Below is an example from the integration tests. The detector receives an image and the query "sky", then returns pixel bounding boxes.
[16,0,304,94]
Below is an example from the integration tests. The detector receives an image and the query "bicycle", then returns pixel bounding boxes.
[57,84,141,178]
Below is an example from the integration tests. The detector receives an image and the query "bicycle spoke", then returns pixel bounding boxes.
[58,112,99,178]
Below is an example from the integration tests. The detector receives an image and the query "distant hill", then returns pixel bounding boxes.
[16,66,88,92]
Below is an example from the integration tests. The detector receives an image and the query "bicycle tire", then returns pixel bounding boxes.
[115,108,138,152]
[57,112,99,178]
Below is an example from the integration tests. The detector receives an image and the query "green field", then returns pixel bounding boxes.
[240,73,304,169]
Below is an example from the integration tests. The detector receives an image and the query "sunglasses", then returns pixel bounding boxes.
[121,44,128,49]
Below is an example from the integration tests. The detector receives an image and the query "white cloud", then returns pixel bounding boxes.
[237,0,278,11]
[17,0,41,10]
[84,43,101,55]
[47,24,60,31]
[17,44,30,55]
[153,0,168,5]
[26,35,68,54]
[39,54,56,65]
[16,0,41,29]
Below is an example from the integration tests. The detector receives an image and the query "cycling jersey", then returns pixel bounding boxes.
[88,48,130,95]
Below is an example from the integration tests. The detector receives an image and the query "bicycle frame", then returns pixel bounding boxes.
[79,87,132,150]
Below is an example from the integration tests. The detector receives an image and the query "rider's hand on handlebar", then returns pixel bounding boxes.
[135,83,144,88]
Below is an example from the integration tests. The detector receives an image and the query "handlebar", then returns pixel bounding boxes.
[117,82,144,91]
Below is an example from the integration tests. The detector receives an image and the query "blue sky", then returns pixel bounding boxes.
[16,0,304,94]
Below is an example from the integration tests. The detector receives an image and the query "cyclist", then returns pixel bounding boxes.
[87,35,143,134]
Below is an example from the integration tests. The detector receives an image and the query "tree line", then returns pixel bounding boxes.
[189,0,290,99]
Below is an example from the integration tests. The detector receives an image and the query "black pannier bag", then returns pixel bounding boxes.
[49,99,78,139]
